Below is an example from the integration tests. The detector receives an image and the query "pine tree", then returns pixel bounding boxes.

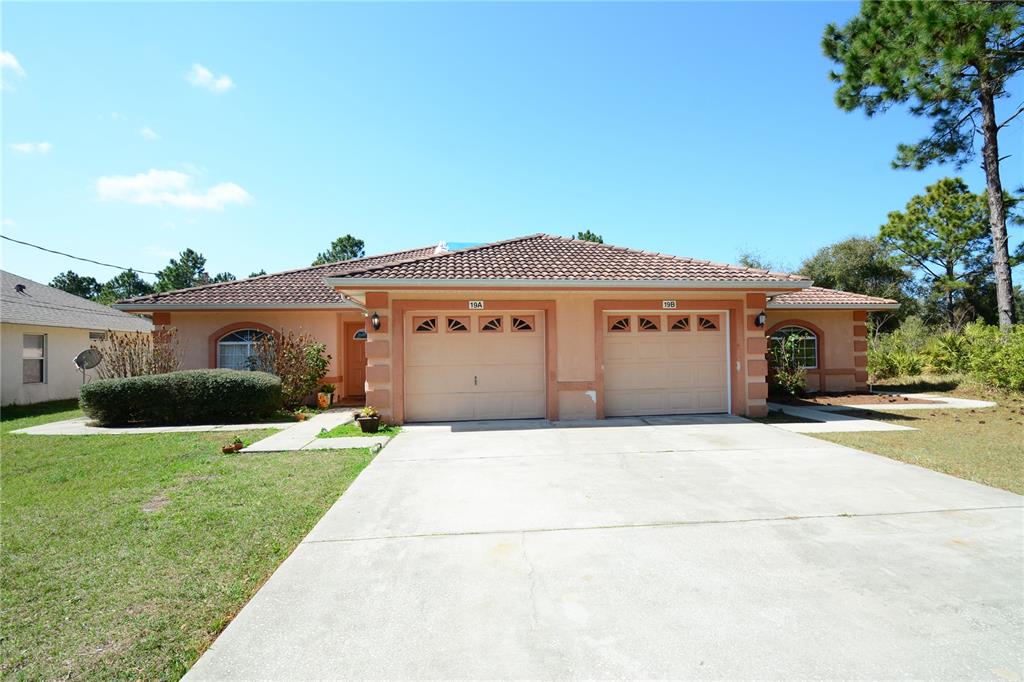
[823,1,1024,327]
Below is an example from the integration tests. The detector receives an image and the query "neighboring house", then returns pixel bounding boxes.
[1,271,153,405]
[116,235,897,422]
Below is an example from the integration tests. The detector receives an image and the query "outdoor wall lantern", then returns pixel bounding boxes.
[370,311,381,331]
[754,311,767,328]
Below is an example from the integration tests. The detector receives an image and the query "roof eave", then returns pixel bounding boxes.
[767,302,900,310]
[113,302,360,312]
[324,277,811,290]
[0,318,152,332]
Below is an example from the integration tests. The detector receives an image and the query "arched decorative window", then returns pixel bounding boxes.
[352,328,367,340]
[217,329,270,370]
[770,325,818,369]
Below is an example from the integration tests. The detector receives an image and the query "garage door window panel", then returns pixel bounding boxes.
[413,317,438,333]
[446,317,470,332]
[608,316,631,332]
[480,316,503,332]
[669,315,690,332]
[511,315,535,332]
[638,316,660,332]
[697,315,720,331]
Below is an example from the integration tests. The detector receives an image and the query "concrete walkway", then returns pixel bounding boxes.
[767,402,917,433]
[240,410,390,452]
[767,391,998,433]
[185,415,1023,680]
[11,416,295,435]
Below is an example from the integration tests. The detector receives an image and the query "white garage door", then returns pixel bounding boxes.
[405,311,546,422]
[603,312,729,416]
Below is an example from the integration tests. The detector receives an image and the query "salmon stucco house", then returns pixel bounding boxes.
[116,235,898,422]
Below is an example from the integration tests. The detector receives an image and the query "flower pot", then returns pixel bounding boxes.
[317,392,331,409]
[232,443,244,452]
[356,416,380,433]
[222,446,235,454]
[295,412,307,421]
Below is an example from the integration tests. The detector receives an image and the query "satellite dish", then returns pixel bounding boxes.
[74,348,102,385]
[75,348,102,370]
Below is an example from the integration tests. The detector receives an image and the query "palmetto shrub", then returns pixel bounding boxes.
[923,332,972,374]
[964,323,1024,391]
[80,369,282,426]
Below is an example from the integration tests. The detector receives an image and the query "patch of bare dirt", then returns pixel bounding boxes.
[775,392,942,407]
[141,494,170,513]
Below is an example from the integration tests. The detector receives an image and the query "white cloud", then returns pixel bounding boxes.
[143,245,177,259]
[96,169,251,210]
[2,218,14,227]
[1,51,26,89]
[9,142,52,154]
[186,64,233,93]
[139,126,160,140]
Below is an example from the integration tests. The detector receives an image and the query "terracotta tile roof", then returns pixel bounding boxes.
[769,286,899,309]
[327,234,810,284]
[116,245,440,308]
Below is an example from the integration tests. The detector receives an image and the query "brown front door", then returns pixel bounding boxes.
[344,321,367,398]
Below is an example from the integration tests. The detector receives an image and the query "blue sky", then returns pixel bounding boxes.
[2,1,1021,285]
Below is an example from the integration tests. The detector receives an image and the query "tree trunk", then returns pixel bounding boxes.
[978,84,1016,328]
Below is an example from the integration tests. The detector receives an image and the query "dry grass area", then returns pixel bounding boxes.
[810,376,1024,495]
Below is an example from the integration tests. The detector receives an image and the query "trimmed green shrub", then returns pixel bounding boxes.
[80,369,282,426]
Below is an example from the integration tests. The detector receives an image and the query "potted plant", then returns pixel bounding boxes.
[294,409,308,422]
[231,436,244,452]
[317,383,336,409]
[356,406,381,433]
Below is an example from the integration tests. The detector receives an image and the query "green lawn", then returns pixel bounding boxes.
[809,377,1024,495]
[318,421,401,438]
[1,400,374,680]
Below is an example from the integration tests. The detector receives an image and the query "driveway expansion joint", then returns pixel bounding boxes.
[301,504,1024,545]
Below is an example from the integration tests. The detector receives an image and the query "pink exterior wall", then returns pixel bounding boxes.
[357,288,775,422]
[158,310,366,395]
[765,309,865,393]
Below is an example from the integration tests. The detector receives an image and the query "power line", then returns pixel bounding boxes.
[1,235,160,275]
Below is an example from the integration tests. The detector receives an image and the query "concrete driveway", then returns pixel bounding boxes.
[186,415,1023,680]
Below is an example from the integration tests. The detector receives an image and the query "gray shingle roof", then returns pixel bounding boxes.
[1,271,153,332]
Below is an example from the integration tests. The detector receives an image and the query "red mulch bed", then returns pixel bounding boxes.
[773,391,942,407]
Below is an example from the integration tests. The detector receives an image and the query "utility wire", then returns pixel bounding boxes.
[1,235,160,275]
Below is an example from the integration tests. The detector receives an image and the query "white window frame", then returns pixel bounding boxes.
[770,325,818,369]
[216,329,269,370]
[22,333,47,384]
